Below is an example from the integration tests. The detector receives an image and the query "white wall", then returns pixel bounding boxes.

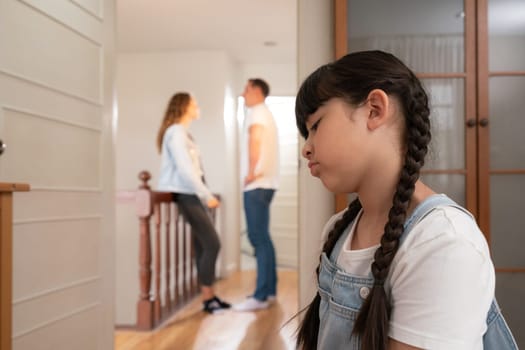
[297,0,335,310]
[220,56,242,276]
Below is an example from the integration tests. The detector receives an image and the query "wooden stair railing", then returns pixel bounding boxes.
[1,183,30,350]
[135,171,217,330]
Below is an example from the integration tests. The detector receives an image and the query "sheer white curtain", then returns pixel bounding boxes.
[365,35,464,73]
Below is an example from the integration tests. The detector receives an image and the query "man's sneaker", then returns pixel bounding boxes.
[203,296,231,314]
[266,295,276,304]
[232,297,269,311]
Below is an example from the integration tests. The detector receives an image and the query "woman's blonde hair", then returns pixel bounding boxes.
[156,92,191,153]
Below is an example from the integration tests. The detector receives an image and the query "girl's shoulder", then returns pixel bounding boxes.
[401,205,490,258]
[388,205,494,347]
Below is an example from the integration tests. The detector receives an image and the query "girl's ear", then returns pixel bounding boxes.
[365,89,390,131]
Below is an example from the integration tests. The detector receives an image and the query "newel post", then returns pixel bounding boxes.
[1,183,30,350]
[135,171,153,330]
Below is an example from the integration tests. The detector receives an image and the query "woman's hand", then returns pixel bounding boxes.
[207,196,220,208]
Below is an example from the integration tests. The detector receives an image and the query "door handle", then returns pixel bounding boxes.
[0,139,6,155]
[479,118,489,127]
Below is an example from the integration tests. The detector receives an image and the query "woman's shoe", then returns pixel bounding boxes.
[203,296,231,314]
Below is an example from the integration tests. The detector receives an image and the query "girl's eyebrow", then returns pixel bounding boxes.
[304,114,312,124]
[305,106,325,127]
[305,115,318,129]
[310,115,323,126]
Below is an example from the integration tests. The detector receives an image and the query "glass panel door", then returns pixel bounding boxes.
[486,0,525,343]
[420,77,466,206]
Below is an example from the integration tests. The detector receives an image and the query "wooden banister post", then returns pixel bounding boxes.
[135,171,154,330]
[0,183,30,350]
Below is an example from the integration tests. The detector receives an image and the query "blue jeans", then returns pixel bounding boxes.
[243,188,277,301]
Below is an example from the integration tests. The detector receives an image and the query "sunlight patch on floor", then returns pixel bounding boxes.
[191,312,257,350]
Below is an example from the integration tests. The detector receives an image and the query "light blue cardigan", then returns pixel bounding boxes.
[157,124,214,202]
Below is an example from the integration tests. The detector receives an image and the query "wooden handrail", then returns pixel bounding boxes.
[0,183,30,192]
[134,171,219,330]
[1,183,30,350]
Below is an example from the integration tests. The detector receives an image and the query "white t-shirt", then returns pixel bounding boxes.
[325,204,494,349]
[241,103,279,191]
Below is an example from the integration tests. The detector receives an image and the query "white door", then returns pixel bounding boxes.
[0,1,115,349]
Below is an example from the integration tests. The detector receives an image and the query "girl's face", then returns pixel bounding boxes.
[302,98,374,194]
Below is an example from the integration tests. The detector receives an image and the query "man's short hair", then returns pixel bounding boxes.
[249,78,270,97]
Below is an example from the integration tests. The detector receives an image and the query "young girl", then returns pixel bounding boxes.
[157,92,230,314]
[295,51,517,349]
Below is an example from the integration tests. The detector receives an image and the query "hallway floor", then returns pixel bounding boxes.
[114,268,298,350]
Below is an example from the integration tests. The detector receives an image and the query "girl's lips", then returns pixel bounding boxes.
[308,162,320,175]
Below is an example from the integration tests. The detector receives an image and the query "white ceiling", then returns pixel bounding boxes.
[116,1,524,65]
[116,0,298,65]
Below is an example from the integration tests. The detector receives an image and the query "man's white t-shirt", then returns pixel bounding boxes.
[241,103,279,191]
[322,200,494,349]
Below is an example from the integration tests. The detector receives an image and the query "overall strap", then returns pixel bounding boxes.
[400,194,470,245]
[329,217,353,263]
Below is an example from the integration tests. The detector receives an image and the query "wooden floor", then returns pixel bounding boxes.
[115,269,298,350]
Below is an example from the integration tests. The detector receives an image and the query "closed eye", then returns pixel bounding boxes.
[309,117,322,132]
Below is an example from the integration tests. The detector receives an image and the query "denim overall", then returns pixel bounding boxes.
[317,195,518,349]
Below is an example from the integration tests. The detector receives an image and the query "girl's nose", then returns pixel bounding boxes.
[302,140,312,159]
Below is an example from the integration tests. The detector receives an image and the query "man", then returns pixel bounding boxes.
[234,78,279,311]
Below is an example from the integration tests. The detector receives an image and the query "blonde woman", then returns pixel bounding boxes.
[157,92,230,314]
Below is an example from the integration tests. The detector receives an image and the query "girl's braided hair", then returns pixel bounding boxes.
[295,50,431,350]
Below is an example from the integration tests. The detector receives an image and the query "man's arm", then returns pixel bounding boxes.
[245,124,264,185]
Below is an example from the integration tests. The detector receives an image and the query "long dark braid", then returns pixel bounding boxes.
[296,199,362,349]
[353,71,431,349]
[294,50,431,350]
